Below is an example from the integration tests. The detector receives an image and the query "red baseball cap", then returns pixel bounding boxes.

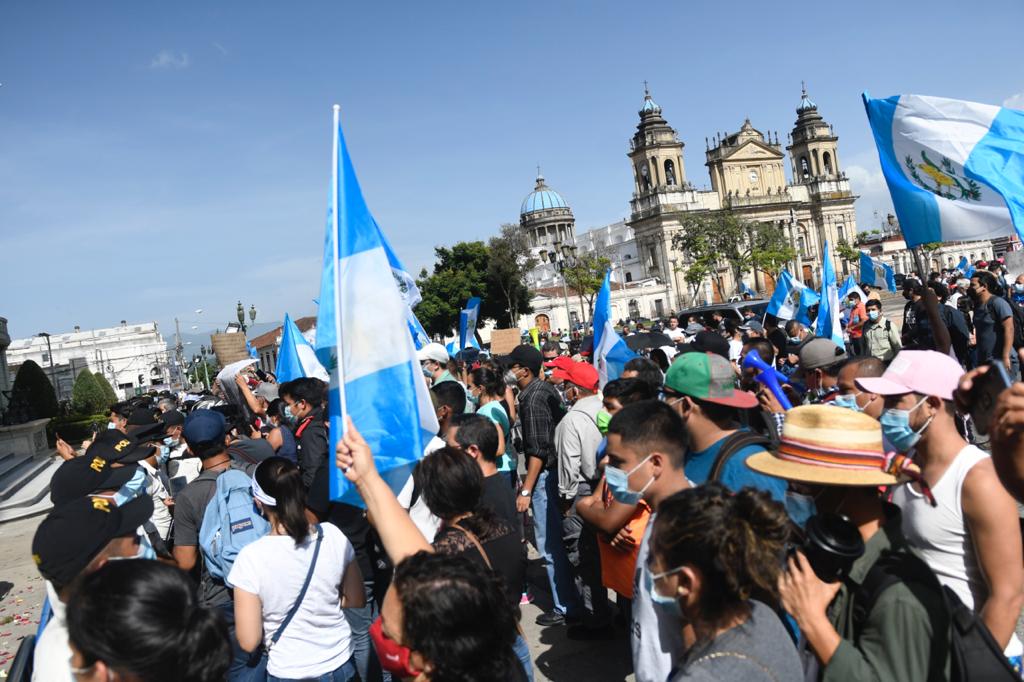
[543,356,574,370]
[552,361,599,391]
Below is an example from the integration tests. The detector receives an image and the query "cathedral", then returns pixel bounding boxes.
[626,83,857,306]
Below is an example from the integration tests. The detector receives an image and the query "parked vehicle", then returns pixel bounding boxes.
[675,299,769,327]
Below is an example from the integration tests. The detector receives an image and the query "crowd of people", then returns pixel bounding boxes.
[19,258,1024,681]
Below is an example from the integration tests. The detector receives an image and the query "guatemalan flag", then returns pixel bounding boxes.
[815,240,845,347]
[863,93,1024,247]
[839,275,867,304]
[591,269,636,389]
[766,269,819,325]
[275,313,329,383]
[739,281,755,297]
[315,106,438,505]
[458,297,482,351]
[858,251,897,292]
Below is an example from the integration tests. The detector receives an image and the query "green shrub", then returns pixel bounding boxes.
[92,372,118,405]
[71,369,107,416]
[48,413,108,446]
[9,359,58,420]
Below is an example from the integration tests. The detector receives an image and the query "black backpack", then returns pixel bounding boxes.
[998,296,1024,350]
[853,550,1017,682]
[708,431,772,482]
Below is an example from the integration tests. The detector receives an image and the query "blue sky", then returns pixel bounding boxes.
[2,0,1022,341]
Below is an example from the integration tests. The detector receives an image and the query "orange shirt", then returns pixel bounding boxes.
[596,492,652,598]
[848,301,868,338]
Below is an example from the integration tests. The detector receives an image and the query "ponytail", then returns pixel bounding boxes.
[254,456,310,545]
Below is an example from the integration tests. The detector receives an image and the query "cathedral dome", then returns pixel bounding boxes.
[520,173,569,215]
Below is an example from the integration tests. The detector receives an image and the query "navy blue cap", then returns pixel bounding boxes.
[183,409,227,445]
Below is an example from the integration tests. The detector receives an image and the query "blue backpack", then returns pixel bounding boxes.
[198,469,270,585]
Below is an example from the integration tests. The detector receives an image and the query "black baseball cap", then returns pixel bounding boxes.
[32,495,153,587]
[126,407,163,442]
[160,410,186,429]
[85,430,155,465]
[677,331,730,360]
[50,456,139,506]
[505,345,543,376]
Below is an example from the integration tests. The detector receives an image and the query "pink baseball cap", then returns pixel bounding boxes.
[855,350,963,400]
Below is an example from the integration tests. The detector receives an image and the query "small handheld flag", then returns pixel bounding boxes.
[591,270,637,388]
[766,269,818,325]
[815,240,844,347]
[275,313,329,383]
[858,252,897,293]
[459,297,482,351]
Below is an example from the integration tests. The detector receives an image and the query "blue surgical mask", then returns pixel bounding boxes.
[788,336,801,345]
[605,454,654,504]
[108,531,157,562]
[156,445,171,466]
[283,405,294,421]
[880,397,933,453]
[868,310,880,321]
[162,436,177,447]
[114,468,149,506]
[832,393,862,413]
[421,363,434,378]
[646,567,683,616]
[107,421,118,430]
[1014,283,1024,293]
[468,391,480,406]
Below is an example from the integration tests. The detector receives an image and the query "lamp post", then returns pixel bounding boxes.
[236,301,258,335]
[540,241,580,334]
[37,332,59,401]
[195,344,211,390]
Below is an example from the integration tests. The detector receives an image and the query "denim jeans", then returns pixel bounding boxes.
[343,581,390,682]
[267,657,356,682]
[512,633,534,681]
[564,481,612,627]
[217,601,268,682]
[530,469,580,616]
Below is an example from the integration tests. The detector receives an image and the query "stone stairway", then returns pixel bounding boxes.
[0,451,61,524]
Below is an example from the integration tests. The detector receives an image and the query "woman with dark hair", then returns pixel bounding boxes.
[374,551,525,682]
[468,366,516,485]
[67,561,231,682]
[336,417,530,680]
[265,398,298,463]
[229,456,365,681]
[649,483,801,680]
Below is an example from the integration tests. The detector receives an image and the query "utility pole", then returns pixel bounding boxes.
[37,332,58,401]
[174,318,184,389]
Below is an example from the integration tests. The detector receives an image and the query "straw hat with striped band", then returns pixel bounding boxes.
[746,405,921,486]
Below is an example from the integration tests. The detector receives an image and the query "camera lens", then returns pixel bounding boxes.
[802,512,865,583]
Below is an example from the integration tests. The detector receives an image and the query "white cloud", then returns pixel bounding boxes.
[846,160,893,232]
[150,50,190,70]
[1004,92,1024,110]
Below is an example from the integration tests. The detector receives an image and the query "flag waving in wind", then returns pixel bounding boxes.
[591,269,636,388]
[815,240,844,347]
[863,93,1024,247]
[459,297,482,351]
[275,313,329,383]
[315,106,438,505]
[766,269,818,325]
[858,252,897,292]
[956,256,969,273]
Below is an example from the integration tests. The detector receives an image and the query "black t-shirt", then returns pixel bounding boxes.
[480,473,519,536]
[306,462,374,583]
[767,328,788,357]
[432,517,525,609]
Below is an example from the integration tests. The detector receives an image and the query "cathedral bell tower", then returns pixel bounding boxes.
[628,85,686,197]
[786,83,841,183]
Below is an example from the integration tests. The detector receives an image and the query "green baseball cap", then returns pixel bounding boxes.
[664,352,757,409]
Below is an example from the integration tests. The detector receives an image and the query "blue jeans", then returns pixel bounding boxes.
[512,633,534,681]
[217,601,268,682]
[268,657,356,682]
[343,581,390,682]
[531,469,580,616]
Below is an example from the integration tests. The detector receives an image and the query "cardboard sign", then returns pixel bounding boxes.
[489,328,522,356]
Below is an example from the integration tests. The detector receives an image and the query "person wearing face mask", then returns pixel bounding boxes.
[107,401,132,433]
[831,357,885,419]
[970,271,1019,377]
[603,401,690,682]
[858,351,1024,661]
[550,361,611,634]
[417,342,453,387]
[161,409,202,489]
[30,494,156,682]
[747,404,951,681]
[796,339,848,404]
[264,397,298,463]
[861,299,901,361]
[1011,274,1024,307]
[469,366,517,488]
[279,377,329,489]
[649,484,801,681]
[846,291,868,356]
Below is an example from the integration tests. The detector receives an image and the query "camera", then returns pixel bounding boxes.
[790,512,865,583]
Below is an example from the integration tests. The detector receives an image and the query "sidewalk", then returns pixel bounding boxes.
[0,516,47,677]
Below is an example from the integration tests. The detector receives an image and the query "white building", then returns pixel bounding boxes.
[7,322,170,401]
[857,215,995,276]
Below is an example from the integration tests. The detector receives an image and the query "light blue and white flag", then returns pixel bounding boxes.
[245,340,258,359]
[315,106,438,506]
[858,251,897,292]
[964,262,977,279]
[458,297,482,351]
[766,269,819,325]
[956,256,969,273]
[275,313,329,383]
[839,275,868,304]
[591,269,636,388]
[815,240,844,347]
[739,281,755,297]
[863,93,1024,247]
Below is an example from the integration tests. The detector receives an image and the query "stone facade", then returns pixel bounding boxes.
[0,317,10,414]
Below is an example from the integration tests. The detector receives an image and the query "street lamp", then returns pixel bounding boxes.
[194,344,211,390]
[539,241,580,334]
[236,301,258,334]
[37,332,59,401]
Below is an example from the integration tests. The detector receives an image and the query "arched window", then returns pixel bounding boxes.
[628,299,640,319]
[798,236,806,256]
[823,151,833,175]
[639,163,651,190]
[800,156,810,179]
[837,225,845,242]
[664,159,676,186]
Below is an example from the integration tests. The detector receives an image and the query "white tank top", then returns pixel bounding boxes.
[891,444,989,611]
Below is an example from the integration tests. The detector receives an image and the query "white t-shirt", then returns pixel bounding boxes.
[397,436,445,542]
[138,461,172,540]
[728,338,744,363]
[32,582,70,682]
[665,327,685,343]
[632,513,684,682]
[228,523,356,678]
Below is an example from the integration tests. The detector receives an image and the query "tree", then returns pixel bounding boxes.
[560,253,611,326]
[836,239,861,266]
[92,372,118,405]
[416,241,493,338]
[486,224,535,328]
[187,361,217,389]
[671,211,796,299]
[8,359,58,421]
[71,369,107,415]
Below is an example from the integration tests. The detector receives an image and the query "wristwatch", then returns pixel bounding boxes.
[519,489,531,497]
